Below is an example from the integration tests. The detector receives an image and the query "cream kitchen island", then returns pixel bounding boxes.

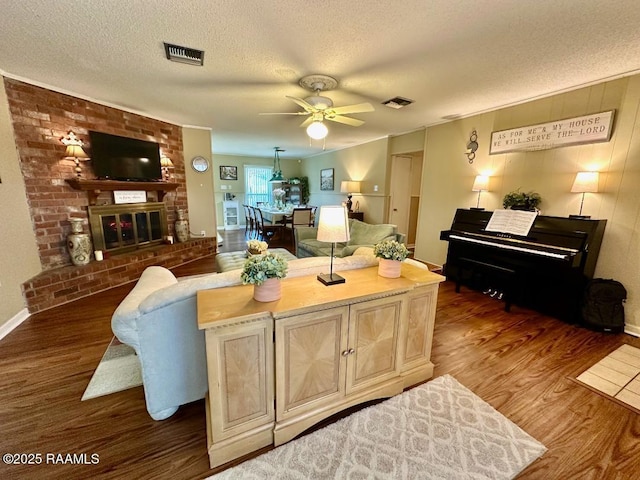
[197,263,444,468]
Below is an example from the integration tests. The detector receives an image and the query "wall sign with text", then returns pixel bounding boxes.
[490,110,615,154]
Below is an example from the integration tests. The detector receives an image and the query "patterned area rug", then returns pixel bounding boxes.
[208,374,546,479]
[576,344,640,413]
[81,337,142,400]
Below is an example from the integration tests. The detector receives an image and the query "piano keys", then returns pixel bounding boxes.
[440,208,606,322]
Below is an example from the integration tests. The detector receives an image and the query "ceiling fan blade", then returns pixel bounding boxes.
[328,102,375,115]
[299,117,314,128]
[326,115,365,127]
[286,96,317,113]
[258,112,310,116]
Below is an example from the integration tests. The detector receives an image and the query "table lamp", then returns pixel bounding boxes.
[471,175,489,210]
[571,171,599,218]
[340,180,361,212]
[316,205,350,285]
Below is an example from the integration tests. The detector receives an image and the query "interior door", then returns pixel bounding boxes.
[388,155,412,235]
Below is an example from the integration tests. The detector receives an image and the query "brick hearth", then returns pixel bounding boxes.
[22,238,215,313]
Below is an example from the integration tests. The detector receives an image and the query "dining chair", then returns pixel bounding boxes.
[243,204,254,234]
[284,207,313,248]
[254,207,283,243]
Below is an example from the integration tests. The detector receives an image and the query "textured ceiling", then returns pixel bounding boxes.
[1,0,640,159]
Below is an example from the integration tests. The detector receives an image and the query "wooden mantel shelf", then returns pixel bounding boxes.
[66,178,179,205]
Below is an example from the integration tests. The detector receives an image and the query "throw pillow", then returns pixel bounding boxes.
[347,220,395,246]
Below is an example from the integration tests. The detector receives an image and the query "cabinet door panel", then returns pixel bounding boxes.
[276,307,348,418]
[402,285,438,370]
[206,317,274,441]
[347,297,402,393]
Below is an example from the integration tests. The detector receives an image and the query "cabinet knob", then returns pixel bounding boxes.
[342,350,349,357]
[348,348,355,355]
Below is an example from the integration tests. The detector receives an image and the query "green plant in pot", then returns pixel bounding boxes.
[241,252,289,302]
[502,190,542,211]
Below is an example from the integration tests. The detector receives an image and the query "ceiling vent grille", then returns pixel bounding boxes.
[163,42,204,66]
[382,96,414,109]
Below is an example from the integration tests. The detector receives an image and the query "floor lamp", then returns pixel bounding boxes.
[316,206,350,285]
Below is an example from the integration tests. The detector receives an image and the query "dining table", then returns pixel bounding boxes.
[259,207,293,225]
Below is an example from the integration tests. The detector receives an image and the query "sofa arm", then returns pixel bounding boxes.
[295,226,318,242]
[396,233,407,244]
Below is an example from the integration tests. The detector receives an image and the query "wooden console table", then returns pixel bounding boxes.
[197,264,444,468]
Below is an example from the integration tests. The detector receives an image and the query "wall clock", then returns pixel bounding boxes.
[191,156,209,173]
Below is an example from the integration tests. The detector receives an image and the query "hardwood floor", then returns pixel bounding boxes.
[1,229,639,479]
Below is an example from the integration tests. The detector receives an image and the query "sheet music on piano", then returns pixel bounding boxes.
[485,209,538,236]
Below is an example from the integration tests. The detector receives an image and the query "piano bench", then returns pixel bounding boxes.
[456,257,516,312]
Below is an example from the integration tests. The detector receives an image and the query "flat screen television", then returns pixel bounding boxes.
[89,131,162,181]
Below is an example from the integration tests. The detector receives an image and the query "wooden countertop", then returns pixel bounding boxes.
[197,263,444,329]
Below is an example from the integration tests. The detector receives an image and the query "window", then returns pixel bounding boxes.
[244,165,273,206]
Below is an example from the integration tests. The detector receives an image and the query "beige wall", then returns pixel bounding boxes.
[183,127,216,237]
[301,138,390,224]
[0,85,41,328]
[212,153,302,229]
[416,74,640,335]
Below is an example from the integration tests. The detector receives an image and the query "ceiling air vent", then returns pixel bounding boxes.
[382,96,414,109]
[163,42,204,66]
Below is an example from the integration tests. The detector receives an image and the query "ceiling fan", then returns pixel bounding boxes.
[259,74,374,139]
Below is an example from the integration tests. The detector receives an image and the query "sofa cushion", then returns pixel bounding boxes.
[347,220,395,246]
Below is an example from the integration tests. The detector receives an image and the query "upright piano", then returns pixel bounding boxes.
[440,208,607,322]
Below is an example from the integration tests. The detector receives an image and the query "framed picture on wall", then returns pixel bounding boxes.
[320,168,334,191]
[220,166,238,180]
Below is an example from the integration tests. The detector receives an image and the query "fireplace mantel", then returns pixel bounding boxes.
[66,178,179,205]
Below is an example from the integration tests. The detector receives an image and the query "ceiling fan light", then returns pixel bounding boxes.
[307,121,328,140]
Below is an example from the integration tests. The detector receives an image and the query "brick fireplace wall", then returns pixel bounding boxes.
[4,77,188,269]
[5,78,215,313]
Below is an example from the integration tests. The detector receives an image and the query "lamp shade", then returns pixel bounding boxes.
[471,175,490,192]
[64,144,88,159]
[306,121,328,140]
[160,156,174,168]
[571,171,599,193]
[340,180,361,194]
[316,206,350,243]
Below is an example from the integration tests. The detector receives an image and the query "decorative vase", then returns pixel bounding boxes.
[175,209,189,243]
[378,259,402,278]
[67,218,92,266]
[253,278,281,302]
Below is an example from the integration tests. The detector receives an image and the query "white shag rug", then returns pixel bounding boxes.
[208,374,546,479]
[81,337,142,400]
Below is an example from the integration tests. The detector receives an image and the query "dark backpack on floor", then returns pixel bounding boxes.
[581,279,627,333]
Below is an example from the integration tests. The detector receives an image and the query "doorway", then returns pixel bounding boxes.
[388,153,422,247]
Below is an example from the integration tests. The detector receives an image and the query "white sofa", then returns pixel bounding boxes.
[111,252,385,420]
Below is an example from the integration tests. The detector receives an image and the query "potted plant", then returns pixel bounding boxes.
[373,240,410,278]
[241,252,289,302]
[502,190,542,211]
[246,239,268,255]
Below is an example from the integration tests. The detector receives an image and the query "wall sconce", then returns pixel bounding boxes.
[160,156,174,181]
[571,171,599,218]
[61,131,89,178]
[340,180,361,212]
[471,175,490,210]
[269,147,285,183]
[465,130,478,163]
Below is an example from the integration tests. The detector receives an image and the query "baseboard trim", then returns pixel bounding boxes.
[0,308,30,342]
[624,324,640,338]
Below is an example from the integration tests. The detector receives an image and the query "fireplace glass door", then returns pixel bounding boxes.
[89,203,168,254]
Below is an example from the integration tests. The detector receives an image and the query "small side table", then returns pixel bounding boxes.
[348,211,364,221]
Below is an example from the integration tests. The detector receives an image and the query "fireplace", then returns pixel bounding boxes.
[88,202,168,254]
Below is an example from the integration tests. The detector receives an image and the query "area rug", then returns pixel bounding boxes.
[208,374,546,479]
[81,337,142,400]
[575,344,640,413]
